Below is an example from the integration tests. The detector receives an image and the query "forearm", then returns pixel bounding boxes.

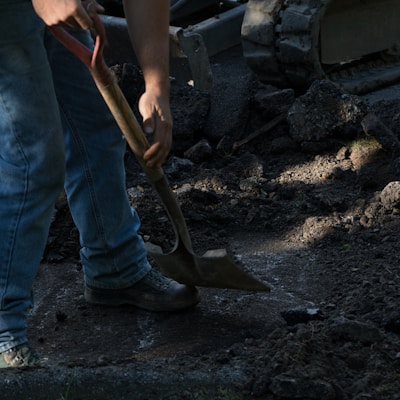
[123,0,170,93]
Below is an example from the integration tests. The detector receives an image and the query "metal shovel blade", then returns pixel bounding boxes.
[146,241,270,291]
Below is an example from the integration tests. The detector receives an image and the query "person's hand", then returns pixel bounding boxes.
[138,88,173,169]
[32,0,103,30]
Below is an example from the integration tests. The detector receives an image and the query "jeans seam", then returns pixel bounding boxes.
[59,103,109,252]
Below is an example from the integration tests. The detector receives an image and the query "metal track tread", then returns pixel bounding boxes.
[242,0,400,94]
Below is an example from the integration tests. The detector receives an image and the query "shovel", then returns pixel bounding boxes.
[48,13,270,291]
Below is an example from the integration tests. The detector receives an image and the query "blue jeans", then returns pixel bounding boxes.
[0,0,150,352]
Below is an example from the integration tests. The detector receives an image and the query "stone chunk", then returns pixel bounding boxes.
[287,80,368,142]
[380,181,400,210]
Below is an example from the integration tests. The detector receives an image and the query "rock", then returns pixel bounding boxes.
[361,113,400,158]
[184,139,213,163]
[164,156,194,179]
[287,80,368,142]
[336,146,350,161]
[380,181,400,210]
[280,308,325,326]
[224,152,264,179]
[349,139,382,172]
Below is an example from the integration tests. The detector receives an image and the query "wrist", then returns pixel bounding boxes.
[144,77,170,95]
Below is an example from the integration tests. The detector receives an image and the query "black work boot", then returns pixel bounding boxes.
[84,269,199,312]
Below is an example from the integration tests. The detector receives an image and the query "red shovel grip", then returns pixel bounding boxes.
[47,12,112,88]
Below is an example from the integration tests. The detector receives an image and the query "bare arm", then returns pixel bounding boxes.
[123,0,172,169]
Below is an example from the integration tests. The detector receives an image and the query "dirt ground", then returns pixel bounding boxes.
[3,45,400,399]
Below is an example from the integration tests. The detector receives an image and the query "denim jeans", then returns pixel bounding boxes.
[0,0,150,352]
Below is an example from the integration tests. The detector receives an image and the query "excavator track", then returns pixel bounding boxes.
[242,0,400,94]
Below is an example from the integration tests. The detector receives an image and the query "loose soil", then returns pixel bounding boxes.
[5,48,400,400]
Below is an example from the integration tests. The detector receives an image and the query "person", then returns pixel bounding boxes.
[0,0,199,368]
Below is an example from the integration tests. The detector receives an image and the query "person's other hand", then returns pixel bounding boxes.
[32,0,103,30]
[138,88,173,169]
